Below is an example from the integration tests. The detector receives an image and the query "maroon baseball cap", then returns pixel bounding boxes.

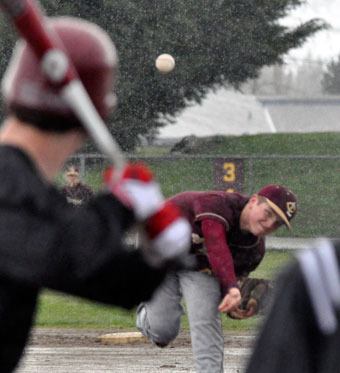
[258,184,297,229]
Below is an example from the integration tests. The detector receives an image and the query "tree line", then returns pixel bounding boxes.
[0,0,326,150]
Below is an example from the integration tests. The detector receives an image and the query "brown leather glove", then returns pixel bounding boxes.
[227,277,273,319]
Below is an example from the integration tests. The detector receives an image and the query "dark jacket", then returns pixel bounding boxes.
[0,145,166,372]
[61,182,94,206]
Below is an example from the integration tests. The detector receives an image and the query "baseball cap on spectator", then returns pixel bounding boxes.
[258,184,297,229]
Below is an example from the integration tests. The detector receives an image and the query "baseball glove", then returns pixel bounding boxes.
[227,277,273,320]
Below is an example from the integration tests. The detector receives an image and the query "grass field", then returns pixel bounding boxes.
[36,250,295,331]
[144,133,340,237]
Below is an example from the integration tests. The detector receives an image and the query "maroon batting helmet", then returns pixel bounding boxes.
[1,17,118,132]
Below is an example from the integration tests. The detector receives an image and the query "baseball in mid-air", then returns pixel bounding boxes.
[155,53,175,73]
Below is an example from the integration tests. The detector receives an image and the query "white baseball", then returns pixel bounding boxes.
[155,54,175,73]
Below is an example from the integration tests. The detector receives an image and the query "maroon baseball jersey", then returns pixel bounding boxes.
[170,191,265,294]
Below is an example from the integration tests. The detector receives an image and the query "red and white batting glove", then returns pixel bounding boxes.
[104,163,191,266]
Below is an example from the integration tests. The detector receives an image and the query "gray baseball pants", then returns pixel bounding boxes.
[136,270,224,373]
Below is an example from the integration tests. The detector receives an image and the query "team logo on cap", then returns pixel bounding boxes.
[286,202,296,218]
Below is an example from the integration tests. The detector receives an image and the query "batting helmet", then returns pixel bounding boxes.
[1,17,118,132]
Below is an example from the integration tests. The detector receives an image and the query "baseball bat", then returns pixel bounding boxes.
[0,0,125,175]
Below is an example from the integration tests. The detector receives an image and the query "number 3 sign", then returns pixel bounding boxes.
[213,158,244,192]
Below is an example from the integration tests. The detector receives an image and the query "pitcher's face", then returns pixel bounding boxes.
[247,196,282,236]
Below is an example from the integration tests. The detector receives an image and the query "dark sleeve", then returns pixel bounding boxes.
[81,184,94,201]
[245,262,320,373]
[0,193,166,309]
[87,185,94,196]
[60,187,67,196]
[201,218,237,294]
[70,248,167,308]
[0,279,38,373]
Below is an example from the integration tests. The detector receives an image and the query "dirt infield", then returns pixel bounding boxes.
[27,328,255,349]
[16,328,255,372]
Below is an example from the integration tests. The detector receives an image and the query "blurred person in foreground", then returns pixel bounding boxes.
[136,185,297,373]
[245,238,340,373]
[61,165,94,206]
[0,16,191,372]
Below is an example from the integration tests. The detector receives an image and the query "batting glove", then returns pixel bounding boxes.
[104,163,191,267]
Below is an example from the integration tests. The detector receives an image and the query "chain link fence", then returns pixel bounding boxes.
[64,153,340,238]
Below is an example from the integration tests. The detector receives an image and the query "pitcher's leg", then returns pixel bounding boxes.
[136,272,184,346]
[181,271,224,373]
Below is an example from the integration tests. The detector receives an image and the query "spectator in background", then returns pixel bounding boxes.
[61,165,94,206]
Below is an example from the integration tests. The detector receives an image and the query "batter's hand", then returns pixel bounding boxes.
[218,287,241,313]
[104,162,164,221]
